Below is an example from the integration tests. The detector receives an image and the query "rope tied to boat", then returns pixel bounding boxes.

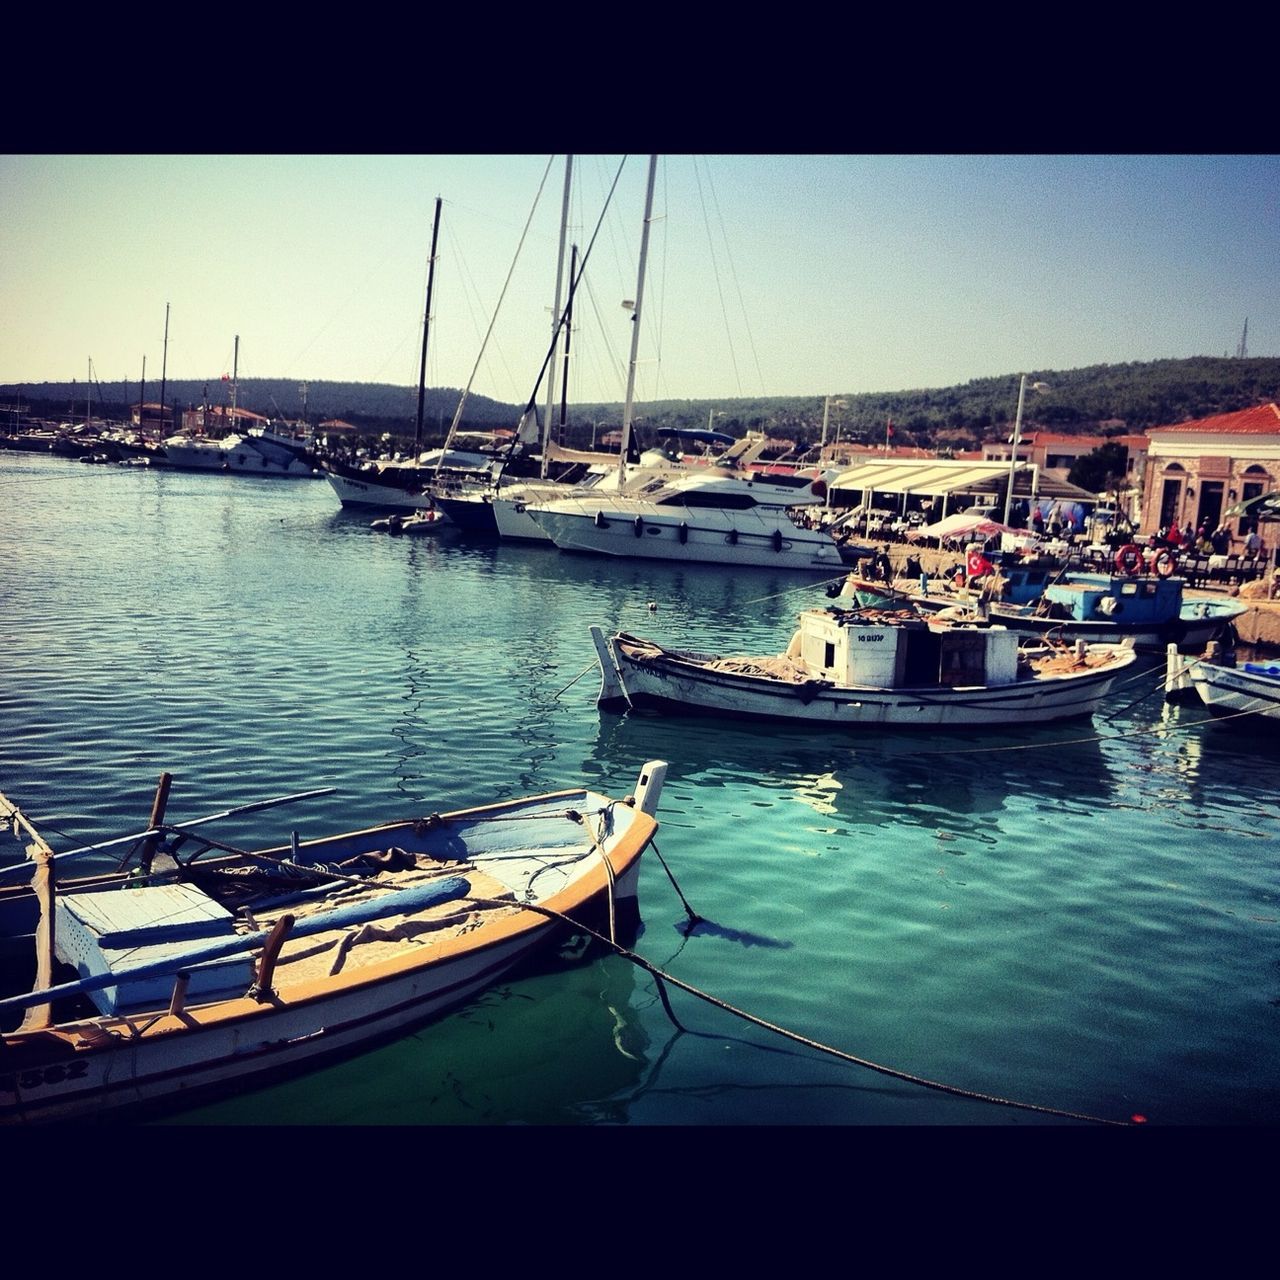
[463,894,1136,1126]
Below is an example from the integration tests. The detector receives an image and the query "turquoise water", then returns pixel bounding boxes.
[1,453,1277,1127]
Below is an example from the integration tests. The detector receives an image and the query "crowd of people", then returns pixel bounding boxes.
[1154,519,1267,560]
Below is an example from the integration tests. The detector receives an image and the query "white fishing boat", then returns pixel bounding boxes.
[589,603,1138,728]
[0,761,667,1124]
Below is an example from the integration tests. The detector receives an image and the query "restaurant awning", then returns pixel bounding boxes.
[829,458,1098,502]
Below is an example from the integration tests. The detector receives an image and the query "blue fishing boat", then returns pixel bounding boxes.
[852,557,1246,653]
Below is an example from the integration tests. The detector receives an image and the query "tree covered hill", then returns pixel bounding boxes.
[5,356,1278,452]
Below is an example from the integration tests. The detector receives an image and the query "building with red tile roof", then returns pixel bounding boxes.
[1140,403,1280,551]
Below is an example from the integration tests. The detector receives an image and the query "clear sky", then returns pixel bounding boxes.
[2,154,1276,413]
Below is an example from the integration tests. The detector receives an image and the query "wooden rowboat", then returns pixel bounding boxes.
[0,761,667,1124]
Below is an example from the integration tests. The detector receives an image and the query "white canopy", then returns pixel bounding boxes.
[830,458,1097,503]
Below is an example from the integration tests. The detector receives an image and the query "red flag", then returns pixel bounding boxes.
[221,373,230,383]
[886,419,894,437]
[966,550,993,578]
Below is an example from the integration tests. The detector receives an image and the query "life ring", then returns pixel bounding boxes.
[1115,544,1143,575]
[1152,549,1178,578]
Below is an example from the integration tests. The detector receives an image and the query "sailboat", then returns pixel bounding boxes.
[524,160,848,572]
[433,155,698,541]
[321,197,495,512]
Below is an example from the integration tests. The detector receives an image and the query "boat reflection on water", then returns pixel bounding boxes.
[586,703,1120,837]
[163,929,655,1126]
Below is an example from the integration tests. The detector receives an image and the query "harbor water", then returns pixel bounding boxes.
[1,453,1277,1127]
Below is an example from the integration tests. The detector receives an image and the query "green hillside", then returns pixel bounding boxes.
[5,356,1278,453]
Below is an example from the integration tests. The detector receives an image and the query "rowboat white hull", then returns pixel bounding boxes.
[1191,661,1280,720]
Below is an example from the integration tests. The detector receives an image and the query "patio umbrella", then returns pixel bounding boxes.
[908,512,1021,543]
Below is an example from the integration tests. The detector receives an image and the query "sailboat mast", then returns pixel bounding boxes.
[86,358,92,431]
[558,243,578,447]
[541,156,573,478]
[159,303,169,438]
[415,196,443,451]
[139,356,146,435]
[231,335,239,432]
[617,154,658,488]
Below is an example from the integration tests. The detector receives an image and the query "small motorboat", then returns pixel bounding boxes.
[370,509,450,536]
[0,761,667,1124]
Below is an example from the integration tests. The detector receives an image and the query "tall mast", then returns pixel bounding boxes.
[617,154,658,488]
[415,196,443,451]
[86,358,92,431]
[541,155,573,478]
[159,303,169,438]
[139,356,146,434]
[558,243,578,448]
[231,334,239,431]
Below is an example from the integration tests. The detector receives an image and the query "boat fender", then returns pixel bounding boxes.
[594,510,608,529]
[726,529,738,545]
[634,515,644,538]
[1097,595,1122,616]
[1153,549,1178,577]
[810,478,827,499]
[1115,543,1143,575]
[772,529,784,553]
[678,521,689,544]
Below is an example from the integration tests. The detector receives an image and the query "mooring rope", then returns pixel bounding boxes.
[469,890,1136,1126]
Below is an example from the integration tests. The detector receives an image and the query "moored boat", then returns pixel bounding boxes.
[1165,642,1280,721]
[370,509,450,535]
[0,761,667,1124]
[853,556,1246,653]
[529,470,854,572]
[588,602,1138,729]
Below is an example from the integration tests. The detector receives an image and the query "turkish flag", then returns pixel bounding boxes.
[966,550,993,578]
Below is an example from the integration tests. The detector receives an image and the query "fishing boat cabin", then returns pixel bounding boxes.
[788,608,1022,689]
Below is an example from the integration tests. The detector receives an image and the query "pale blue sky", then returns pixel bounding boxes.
[2,154,1275,409]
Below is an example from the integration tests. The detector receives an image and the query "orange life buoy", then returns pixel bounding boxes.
[1152,548,1178,578]
[1115,544,1143,576]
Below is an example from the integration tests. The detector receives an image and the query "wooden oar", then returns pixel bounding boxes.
[0,787,337,883]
